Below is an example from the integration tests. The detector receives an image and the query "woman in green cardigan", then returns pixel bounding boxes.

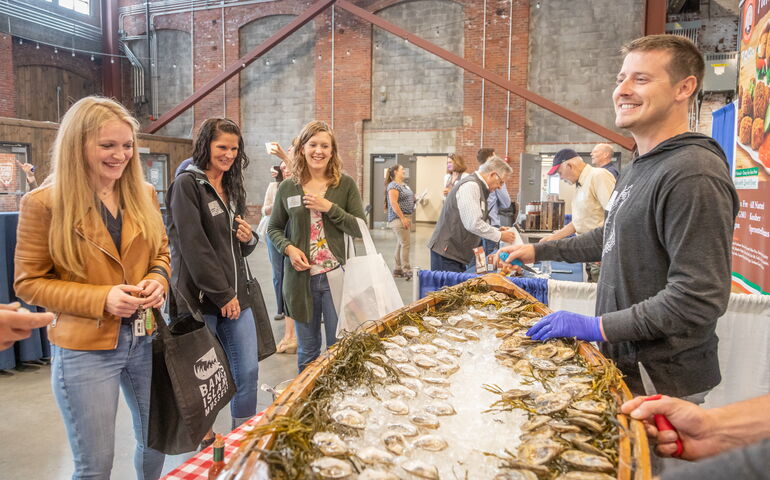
[267,120,365,372]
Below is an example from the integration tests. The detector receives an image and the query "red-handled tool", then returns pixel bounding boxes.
[638,362,684,457]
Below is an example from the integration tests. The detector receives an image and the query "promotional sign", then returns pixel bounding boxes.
[734,0,770,294]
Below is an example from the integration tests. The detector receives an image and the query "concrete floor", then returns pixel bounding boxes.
[0,224,435,480]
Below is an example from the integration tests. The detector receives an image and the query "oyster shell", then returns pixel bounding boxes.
[384,399,410,415]
[395,363,421,378]
[461,329,480,341]
[310,457,353,479]
[365,361,388,379]
[560,449,614,472]
[572,400,607,415]
[400,459,439,479]
[358,469,400,480]
[337,400,370,414]
[557,364,587,376]
[424,386,452,399]
[431,338,453,350]
[385,422,419,437]
[401,326,420,338]
[422,376,451,386]
[434,362,460,376]
[517,439,563,465]
[389,335,409,346]
[312,432,350,456]
[413,354,439,369]
[529,391,572,415]
[500,388,533,402]
[410,412,440,429]
[414,434,448,451]
[529,344,557,359]
[385,348,410,363]
[527,356,558,371]
[356,446,394,466]
[422,316,443,328]
[408,344,439,356]
[552,346,576,363]
[555,472,615,480]
[386,384,417,399]
[382,433,407,455]
[443,330,469,343]
[424,401,457,416]
[521,415,551,432]
[494,470,538,480]
[400,377,423,392]
[331,409,366,429]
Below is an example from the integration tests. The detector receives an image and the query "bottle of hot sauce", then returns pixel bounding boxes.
[208,434,225,479]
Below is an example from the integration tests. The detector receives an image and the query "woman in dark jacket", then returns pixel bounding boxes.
[166,118,258,431]
[268,120,365,372]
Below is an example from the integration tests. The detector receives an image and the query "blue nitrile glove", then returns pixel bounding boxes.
[526,310,605,342]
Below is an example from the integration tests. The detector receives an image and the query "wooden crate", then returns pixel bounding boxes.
[226,274,651,480]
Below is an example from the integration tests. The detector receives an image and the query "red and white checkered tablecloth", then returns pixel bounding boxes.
[162,413,263,480]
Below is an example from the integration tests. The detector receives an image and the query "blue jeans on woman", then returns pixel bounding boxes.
[203,307,258,426]
[266,235,284,316]
[51,324,165,480]
[295,273,338,372]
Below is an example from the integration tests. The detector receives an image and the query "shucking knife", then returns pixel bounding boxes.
[638,362,684,457]
[498,252,538,274]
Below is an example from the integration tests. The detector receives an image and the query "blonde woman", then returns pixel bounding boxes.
[267,121,365,372]
[14,97,169,479]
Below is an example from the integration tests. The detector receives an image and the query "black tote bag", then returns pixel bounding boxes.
[245,260,276,361]
[148,305,236,454]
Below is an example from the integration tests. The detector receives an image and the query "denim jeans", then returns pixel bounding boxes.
[266,235,285,315]
[51,324,165,480]
[430,250,466,273]
[203,308,258,422]
[295,273,338,372]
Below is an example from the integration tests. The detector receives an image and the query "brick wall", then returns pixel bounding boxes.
[0,34,15,117]
[116,0,529,211]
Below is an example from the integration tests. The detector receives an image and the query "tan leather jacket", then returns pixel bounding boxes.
[14,184,170,350]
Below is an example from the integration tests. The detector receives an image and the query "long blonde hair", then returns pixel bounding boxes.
[291,120,342,187]
[48,96,164,278]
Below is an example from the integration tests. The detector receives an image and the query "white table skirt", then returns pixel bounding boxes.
[546,279,770,408]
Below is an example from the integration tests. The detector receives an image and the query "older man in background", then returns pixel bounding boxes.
[428,156,516,272]
[590,143,620,179]
[540,148,616,282]
[477,148,512,257]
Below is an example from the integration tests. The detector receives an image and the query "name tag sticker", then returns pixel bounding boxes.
[208,200,224,217]
[287,195,302,209]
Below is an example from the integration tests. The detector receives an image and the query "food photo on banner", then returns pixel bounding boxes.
[735,0,770,295]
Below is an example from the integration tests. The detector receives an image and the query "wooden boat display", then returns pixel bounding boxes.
[220,274,652,479]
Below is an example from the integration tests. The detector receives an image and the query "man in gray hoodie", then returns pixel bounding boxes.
[498,34,739,399]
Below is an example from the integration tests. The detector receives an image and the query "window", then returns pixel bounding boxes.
[53,0,90,15]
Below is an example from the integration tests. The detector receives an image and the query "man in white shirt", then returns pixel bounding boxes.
[540,148,616,281]
[428,157,516,272]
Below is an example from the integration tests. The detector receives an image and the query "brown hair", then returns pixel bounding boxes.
[291,120,342,187]
[191,118,249,215]
[621,34,704,98]
[384,164,403,211]
[477,148,495,165]
[448,153,467,173]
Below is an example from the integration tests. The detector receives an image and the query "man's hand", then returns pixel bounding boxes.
[526,311,605,342]
[285,245,311,271]
[539,234,556,243]
[500,230,517,244]
[621,395,724,460]
[0,303,53,350]
[494,244,535,269]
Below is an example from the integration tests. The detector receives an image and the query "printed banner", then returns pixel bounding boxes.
[734,0,770,294]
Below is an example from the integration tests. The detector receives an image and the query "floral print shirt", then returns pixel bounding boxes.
[309,208,340,276]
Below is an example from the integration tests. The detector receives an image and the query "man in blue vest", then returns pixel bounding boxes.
[428,156,516,272]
